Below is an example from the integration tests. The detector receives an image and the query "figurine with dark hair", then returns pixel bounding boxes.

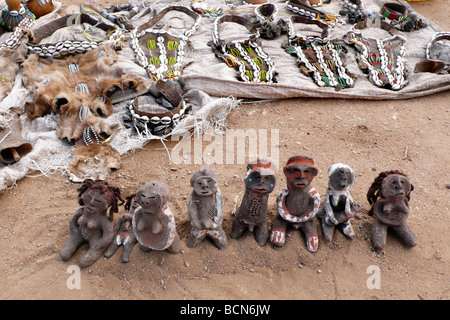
[367,170,417,251]
[60,179,124,268]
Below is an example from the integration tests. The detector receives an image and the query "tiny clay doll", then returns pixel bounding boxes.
[104,194,139,263]
[230,159,277,246]
[318,163,361,242]
[60,179,124,268]
[187,166,228,250]
[270,156,320,252]
[367,170,417,251]
[132,181,181,254]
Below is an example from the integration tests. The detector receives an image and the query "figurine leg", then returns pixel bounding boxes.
[60,230,85,261]
[79,234,109,268]
[254,222,269,247]
[270,215,288,247]
[166,233,181,254]
[230,217,247,240]
[104,238,119,258]
[300,219,319,253]
[121,238,137,263]
[371,218,388,251]
[211,228,228,250]
[339,221,356,240]
[320,218,335,242]
[187,229,207,248]
[393,223,417,247]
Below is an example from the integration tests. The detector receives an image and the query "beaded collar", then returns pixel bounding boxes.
[284,16,355,89]
[1,3,35,31]
[345,19,407,90]
[277,186,321,224]
[130,6,201,81]
[0,15,33,53]
[379,2,426,32]
[210,14,277,83]
[285,0,345,27]
[125,80,190,137]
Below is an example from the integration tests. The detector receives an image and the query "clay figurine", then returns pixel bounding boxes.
[132,181,181,254]
[104,194,139,263]
[270,156,320,252]
[318,163,361,242]
[187,166,227,250]
[367,170,417,251]
[230,159,277,246]
[60,179,124,268]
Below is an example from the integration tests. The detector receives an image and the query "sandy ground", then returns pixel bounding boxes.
[0,0,448,302]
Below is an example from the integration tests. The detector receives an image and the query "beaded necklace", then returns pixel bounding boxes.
[130,6,201,81]
[345,20,407,90]
[1,3,35,31]
[210,14,277,83]
[284,16,355,89]
[27,13,123,59]
[285,0,345,27]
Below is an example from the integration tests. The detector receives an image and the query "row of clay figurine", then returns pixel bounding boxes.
[60,156,417,269]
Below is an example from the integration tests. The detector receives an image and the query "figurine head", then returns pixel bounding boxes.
[136,181,169,213]
[244,159,277,194]
[380,174,413,198]
[328,163,354,191]
[77,179,124,220]
[283,156,318,190]
[190,166,218,197]
[367,170,414,214]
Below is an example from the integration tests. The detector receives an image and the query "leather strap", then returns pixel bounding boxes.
[137,5,200,34]
[31,13,116,44]
[213,14,257,44]
[353,19,400,36]
[290,15,329,39]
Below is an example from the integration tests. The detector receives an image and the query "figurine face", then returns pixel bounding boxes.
[245,170,276,194]
[193,176,217,197]
[82,190,110,214]
[329,166,353,191]
[284,164,317,189]
[136,189,162,213]
[381,174,412,198]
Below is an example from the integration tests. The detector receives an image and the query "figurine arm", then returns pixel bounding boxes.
[95,217,114,248]
[69,208,84,230]
[324,194,339,225]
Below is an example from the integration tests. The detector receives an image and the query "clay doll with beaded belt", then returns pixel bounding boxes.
[270,156,320,252]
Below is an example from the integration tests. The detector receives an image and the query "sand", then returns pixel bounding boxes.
[0,0,448,302]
